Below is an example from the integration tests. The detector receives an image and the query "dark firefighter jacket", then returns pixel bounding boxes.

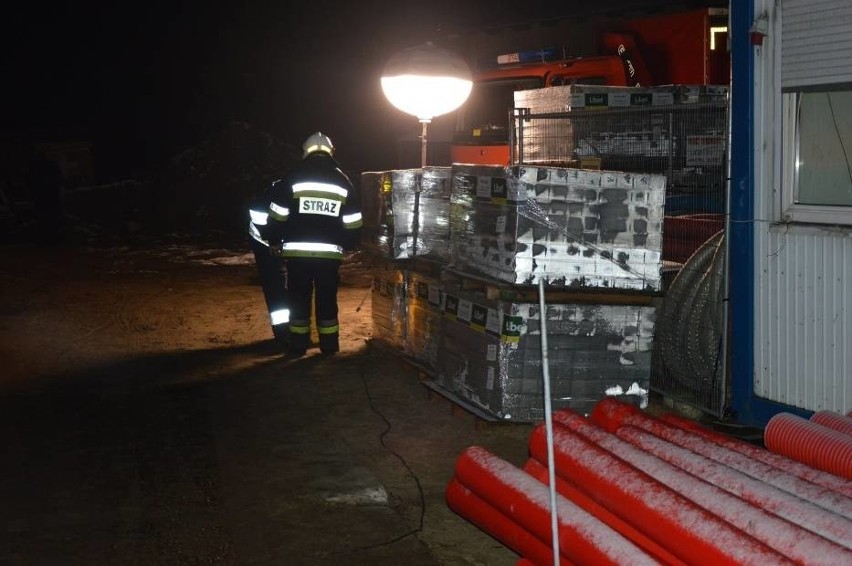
[266,153,362,259]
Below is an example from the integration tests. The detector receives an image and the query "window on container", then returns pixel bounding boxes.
[783,87,852,224]
[795,90,852,205]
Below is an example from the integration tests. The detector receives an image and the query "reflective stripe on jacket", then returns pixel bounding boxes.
[281,241,344,259]
[248,186,276,247]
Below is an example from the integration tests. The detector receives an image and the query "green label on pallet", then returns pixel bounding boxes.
[501,315,524,343]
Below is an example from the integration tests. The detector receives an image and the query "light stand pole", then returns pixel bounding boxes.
[420,120,429,168]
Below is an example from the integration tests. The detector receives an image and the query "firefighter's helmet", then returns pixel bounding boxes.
[302,132,334,157]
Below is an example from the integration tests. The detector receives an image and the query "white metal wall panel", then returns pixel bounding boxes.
[755,226,852,413]
[781,0,852,89]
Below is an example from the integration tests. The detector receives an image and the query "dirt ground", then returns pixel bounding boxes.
[0,240,535,565]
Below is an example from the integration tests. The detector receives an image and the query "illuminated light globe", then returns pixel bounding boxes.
[381,42,472,166]
[381,75,473,122]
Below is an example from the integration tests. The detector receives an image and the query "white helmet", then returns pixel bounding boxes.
[302,131,334,157]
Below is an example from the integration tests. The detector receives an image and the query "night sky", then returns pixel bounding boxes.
[3,0,718,179]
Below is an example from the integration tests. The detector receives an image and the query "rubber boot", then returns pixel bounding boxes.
[272,324,290,352]
[319,332,339,355]
[287,330,309,358]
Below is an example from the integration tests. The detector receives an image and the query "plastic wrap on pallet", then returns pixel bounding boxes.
[406,272,444,369]
[449,164,664,290]
[360,170,404,258]
[370,269,405,349]
[359,167,453,261]
[434,287,655,422]
[388,169,421,259]
[359,171,387,257]
[418,166,453,262]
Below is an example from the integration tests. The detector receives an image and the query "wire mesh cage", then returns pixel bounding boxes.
[510,99,730,417]
[511,102,728,199]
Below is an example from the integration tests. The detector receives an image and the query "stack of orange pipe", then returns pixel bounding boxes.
[763,412,852,479]
[658,412,852,497]
[810,410,852,437]
[447,398,852,565]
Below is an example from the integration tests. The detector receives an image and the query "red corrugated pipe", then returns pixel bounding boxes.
[523,458,686,566]
[550,410,852,565]
[658,411,852,498]
[615,423,852,550]
[528,424,792,565]
[452,446,657,566]
[811,410,852,437]
[446,478,569,566]
[765,412,852,480]
[591,399,852,516]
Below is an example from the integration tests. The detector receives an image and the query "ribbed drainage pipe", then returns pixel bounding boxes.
[811,410,852,437]
[765,412,852,480]
[523,458,686,566]
[658,411,852,498]
[590,399,852,516]
[528,424,792,565]
[550,410,852,565]
[616,423,852,549]
[452,446,657,566]
[446,478,568,566]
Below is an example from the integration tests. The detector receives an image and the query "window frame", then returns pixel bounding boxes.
[781,89,852,225]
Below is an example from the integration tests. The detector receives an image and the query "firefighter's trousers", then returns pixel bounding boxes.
[250,237,289,341]
[285,257,341,353]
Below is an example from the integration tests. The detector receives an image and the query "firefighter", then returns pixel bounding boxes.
[266,132,362,357]
[248,185,290,349]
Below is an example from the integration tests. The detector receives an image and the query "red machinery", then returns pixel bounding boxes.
[450,8,729,166]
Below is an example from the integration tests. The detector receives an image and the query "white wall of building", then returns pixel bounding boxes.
[751,0,852,413]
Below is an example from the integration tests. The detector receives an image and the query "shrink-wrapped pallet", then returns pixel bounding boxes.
[359,167,452,261]
[418,166,453,262]
[406,272,444,369]
[434,286,656,421]
[449,164,665,291]
[370,269,405,350]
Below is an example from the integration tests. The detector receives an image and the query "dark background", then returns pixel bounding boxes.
[2,0,722,182]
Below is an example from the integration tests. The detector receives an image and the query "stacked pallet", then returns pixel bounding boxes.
[449,164,665,290]
[361,162,665,421]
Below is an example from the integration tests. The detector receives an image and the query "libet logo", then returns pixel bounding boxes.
[491,177,507,201]
[470,304,489,332]
[501,315,524,343]
[631,93,653,106]
[444,294,459,319]
[585,93,608,107]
